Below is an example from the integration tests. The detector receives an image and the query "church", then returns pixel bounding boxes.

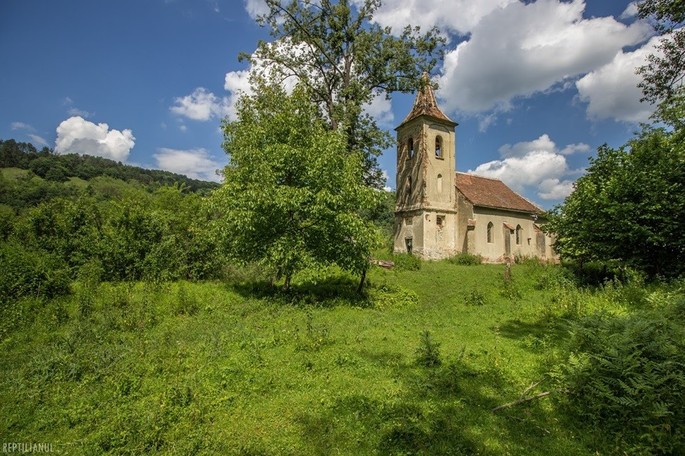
[393,77,557,262]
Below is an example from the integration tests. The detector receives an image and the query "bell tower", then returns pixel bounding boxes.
[393,74,458,259]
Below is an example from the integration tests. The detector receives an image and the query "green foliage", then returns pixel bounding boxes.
[448,252,482,266]
[464,289,486,306]
[414,330,442,367]
[556,300,685,454]
[548,128,685,277]
[249,0,446,186]
[637,0,685,127]
[0,138,219,194]
[391,252,422,270]
[0,241,71,303]
[211,84,382,289]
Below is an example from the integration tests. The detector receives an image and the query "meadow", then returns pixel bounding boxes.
[3,259,682,455]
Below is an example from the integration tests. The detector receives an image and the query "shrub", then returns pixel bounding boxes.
[0,241,71,303]
[392,253,421,271]
[556,301,685,454]
[448,252,482,266]
[464,289,486,306]
[415,330,441,367]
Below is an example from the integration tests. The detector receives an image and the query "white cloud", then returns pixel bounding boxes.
[11,122,33,131]
[244,0,269,19]
[68,107,93,118]
[28,134,49,148]
[360,0,516,36]
[471,134,585,201]
[364,93,394,126]
[437,0,651,114]
[154,148,226,182]
[170,87,231,121]
[538,178,575,200]
[620,2,639,20]
[55,116,135,162]
[575,36,660,122]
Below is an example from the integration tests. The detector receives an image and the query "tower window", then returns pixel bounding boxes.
[408,137,414,159]
[437,215,445,229]
[435,136,443,158]
[487,222,494,243]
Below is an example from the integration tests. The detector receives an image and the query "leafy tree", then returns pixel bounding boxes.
[548,128,685,277]
[210,84,382,290]
[637,0,685,126]
[246,0,445,186]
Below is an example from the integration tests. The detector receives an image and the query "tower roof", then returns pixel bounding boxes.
[396,73,456,130]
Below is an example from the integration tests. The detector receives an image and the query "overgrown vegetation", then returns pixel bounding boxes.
[1,261,682,454]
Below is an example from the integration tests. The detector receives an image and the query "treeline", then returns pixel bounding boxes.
[0,139,220,194]
[0,139,229,302]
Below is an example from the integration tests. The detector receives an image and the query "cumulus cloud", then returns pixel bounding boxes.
[438,0,651,114]
[620,2,639,20]
[244,0,269,19]
[471,134,586,201]
[154,148,226,182]
[55,116,135,162]
[170,87,231,121]
[575,36,660,122]
[361,0,516,36]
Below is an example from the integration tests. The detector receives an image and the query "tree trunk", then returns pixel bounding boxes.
[357,268,367,294]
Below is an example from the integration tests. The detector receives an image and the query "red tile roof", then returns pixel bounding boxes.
[455,172,542,214]
[396,73,456,129]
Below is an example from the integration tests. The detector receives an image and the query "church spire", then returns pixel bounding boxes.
[396,72,456,129]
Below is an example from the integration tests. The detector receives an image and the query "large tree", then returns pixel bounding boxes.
[637,0,685,126]
[210,83,382,290]
[244,0,445,187]
[547,128,685,277]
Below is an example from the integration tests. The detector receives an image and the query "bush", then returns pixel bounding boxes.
[392,253,421,271]
[556,300,685,454]
[448,252,482,266]
[414,330,441,367]
[0,241,71,303]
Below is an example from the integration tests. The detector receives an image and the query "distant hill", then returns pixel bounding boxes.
[0,138,221,194]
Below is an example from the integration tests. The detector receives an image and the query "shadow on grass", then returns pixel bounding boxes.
[498,315,568,337]
[229,275,372,309]
[297,352,591,455]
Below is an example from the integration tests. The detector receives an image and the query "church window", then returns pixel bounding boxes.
[516,225,522,245]
[437,174,443,193]
[435,136,443,158]
[437,215,445,229]
[408,137,414,159]
[487,222,494,243]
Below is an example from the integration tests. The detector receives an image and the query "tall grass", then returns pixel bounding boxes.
[0,262,682,455]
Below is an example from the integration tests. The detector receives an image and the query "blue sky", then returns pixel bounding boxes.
[0,0,657,208]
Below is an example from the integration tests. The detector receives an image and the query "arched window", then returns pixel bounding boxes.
[437,174,443,193]
[516,225,522,245]
[487,222,494,243]
[435,136,442,158]
[408,137,414,159]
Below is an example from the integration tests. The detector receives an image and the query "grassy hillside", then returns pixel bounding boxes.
[0,261,682,454]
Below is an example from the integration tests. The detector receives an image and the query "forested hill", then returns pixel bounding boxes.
[0,139,221,194]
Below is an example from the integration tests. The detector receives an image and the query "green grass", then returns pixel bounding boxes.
[0,262,642,454]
